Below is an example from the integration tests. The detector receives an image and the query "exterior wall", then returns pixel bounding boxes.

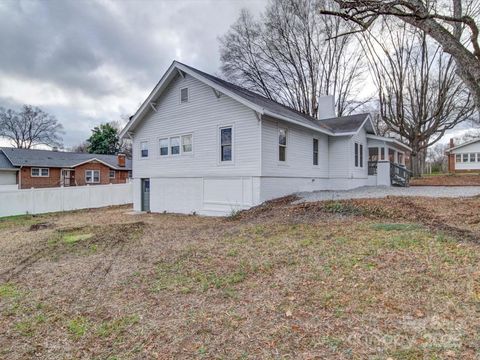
[74,161,129,186]
[349,127,368,179]
[0,170,17,185]
[20,167,62,189]
[19,163,129,189]
[450,142,480,172]
[261,117,329,178]
[131,73,261,179]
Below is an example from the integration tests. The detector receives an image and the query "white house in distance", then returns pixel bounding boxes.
[446,138,480,173]
[120,61,411,216]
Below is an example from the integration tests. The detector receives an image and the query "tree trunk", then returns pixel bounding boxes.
[409,141,425,178]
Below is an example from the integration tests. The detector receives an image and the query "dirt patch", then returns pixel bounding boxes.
[28,222,55,231]
[411,174,480,186]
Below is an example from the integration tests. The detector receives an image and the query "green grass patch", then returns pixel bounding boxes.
[96,315,140,338]
[62,233,93,244]
[67,316,90,338]
[0,214,41,230]
[0,283,20,298]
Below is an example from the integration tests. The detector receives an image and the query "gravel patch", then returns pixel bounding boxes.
[297,186,480,203]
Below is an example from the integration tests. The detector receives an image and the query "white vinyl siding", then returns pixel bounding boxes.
[132,73,260,178]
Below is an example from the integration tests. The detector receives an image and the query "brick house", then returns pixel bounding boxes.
[0,147,131,189]
[446,138,480,173]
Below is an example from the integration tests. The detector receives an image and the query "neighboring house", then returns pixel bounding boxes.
[0,148,132,189]
[120,61,410,216]
[446,138,480,173]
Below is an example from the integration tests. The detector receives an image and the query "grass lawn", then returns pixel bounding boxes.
[411,173,480,186]
[1,197,480,359]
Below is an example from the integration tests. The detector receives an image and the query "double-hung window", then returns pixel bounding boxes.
[159,138,169,156]
[463,153,469,162]
[313,138,319,166]
[140,141,148,158]
[31,168,49,177]
[220,127,232,162]
[456,154,461,162]
[85,170,100,183]
[470,153,476,162]
[170,136,180,155]
[109,170,115,179]
[279,128,287,162]
[181,88,189,103]
[355,143,363,167]
[182,134,192,153]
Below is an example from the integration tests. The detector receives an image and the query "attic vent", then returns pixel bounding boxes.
[181,88,189,103]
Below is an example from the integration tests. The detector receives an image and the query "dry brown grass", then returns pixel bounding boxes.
[1,200,480,359]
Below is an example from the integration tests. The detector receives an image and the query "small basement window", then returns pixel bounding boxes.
[31,168,49,177]
[85,170,100,183]
[181,88,189,103]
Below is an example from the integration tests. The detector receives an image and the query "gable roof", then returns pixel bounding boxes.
[0,151,16,170]
[0,148,132,170]
[120,60,375,138]
[445,138,480,152]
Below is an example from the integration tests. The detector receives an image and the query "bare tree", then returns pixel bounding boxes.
[0,105,64,149]
[319,0,480,110]
[219,0,368,117]
[426,142,449,172]
[363,21,475,175]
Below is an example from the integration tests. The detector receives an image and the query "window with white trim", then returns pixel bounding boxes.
[181,88,189,103]
[463,153,468,162]
[31,168,49,177]
[140,141,148,158]
[456,154,461,162]
[313,138,318,166]
[355,143,359,167]
[220,127,232,162]
[109,170,115,179]
[470,153,476,162]
[170,136,180,155]
[159,138,169,156]
[182,134,192,153]
[85,170,100,183]
[278,128,287,162]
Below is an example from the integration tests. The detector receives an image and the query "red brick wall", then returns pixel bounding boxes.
[20,167,62,189]
[19,162,130,189]
[74,161,129,186]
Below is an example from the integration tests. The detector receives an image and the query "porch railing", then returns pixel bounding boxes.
[368,161,378,175]
[390,162,412,187]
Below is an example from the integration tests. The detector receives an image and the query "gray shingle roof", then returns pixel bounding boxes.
[0,148,132,170]
[179,62,370,135]
[319,113,371,134]
[0,151,15,170]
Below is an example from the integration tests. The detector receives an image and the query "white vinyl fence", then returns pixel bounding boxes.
[0,183,133,218]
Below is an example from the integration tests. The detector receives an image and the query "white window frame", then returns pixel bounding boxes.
[313,137,319,166]
[456,153,462,163]
[354,142,360,168]
[85,170,100,184]
[170,136,181,156]
[470,153,476,162]
[463,153,469,162]
[278,127,287,163]
[31,168,49,177]
[181,134,193,154]
[109,170,116,179]
[180,87,189,103]
[159,138,169,156]
[140,141,149,159]
[218,125,234,165]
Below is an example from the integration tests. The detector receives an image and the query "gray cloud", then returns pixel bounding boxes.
[0,0,266,147]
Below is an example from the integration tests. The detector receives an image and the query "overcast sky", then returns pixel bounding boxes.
[0,0,267,148]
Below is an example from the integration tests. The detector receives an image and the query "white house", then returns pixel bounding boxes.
[120,61,411,216]
[446,138,480,173]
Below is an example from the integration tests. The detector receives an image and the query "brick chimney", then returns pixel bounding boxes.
[449,138,454,148]
[447,138,455,173]
[117,153,126,167]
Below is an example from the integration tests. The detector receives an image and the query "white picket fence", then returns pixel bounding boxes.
[0,183,133,218]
